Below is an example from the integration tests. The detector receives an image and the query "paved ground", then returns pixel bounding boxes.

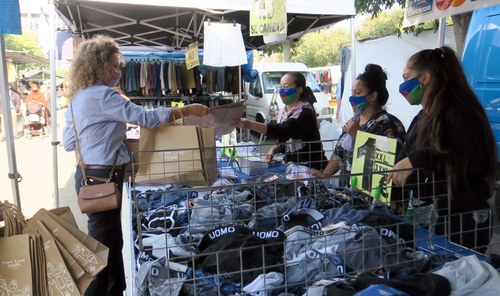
[0,109,87,231]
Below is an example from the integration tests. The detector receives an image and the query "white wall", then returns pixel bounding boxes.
[339,26,457,129]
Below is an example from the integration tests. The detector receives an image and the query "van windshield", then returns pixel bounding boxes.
[261,72,321,94]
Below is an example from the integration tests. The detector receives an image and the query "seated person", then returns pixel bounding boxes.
[25,84,49,109]
[310,64,406,186]
[25,84,50,124]
[235,72,327,170]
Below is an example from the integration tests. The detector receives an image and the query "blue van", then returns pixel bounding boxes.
[462,5,500,158]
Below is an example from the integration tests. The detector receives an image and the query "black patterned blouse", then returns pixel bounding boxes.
[334,109,406,186]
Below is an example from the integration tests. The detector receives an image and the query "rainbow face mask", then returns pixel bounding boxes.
[349,95,368,111]
[279,88,298,105]
[399,77,424,105]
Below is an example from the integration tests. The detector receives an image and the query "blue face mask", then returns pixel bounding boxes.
[349,95,368,111]
[279,88,298,105]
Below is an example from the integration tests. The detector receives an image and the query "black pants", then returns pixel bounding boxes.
[75,166,126,296]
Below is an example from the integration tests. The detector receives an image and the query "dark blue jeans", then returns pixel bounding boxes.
[75,166,126,296]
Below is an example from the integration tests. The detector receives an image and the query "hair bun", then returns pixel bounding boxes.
[364,64,388,81]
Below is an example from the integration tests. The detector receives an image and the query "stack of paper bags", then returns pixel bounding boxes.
[0,203,47,295]
[0,206,109,296]
[0,233,46,295]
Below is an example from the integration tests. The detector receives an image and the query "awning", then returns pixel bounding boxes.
[6,50,49,65]
[54,0,355,50]
[24,70,65,82]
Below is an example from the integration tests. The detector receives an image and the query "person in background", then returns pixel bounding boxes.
[387,46,496,252]
[234,72,327,170]
[309,64,406,186]
[0,85,22,141]
[26,83,50,125]
[25,83,49,109]
[62,35,209,296]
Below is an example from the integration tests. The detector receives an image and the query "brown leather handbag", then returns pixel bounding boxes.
[78,179,121,214]
[71,104,122,214]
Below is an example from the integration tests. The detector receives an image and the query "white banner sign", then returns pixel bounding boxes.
[403,0,500,27]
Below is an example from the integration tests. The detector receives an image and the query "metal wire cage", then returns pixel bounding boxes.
[121,139,500,296]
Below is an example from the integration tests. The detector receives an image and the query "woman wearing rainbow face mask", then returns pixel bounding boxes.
[235,72,327,170]
[310,64,406,186]
[387,46,496,252]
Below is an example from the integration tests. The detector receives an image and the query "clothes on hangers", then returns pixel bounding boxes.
[121,59,204,97]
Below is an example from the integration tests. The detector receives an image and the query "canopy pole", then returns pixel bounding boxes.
[350,17,356,84]
[50,0,60,207]
[0,34,22,208]
[438,17,446,47]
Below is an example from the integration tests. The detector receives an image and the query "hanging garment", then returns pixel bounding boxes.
[193,66,202,96]
[169,62,178,93]
[160,61,165,95]
[163,62,169,94]
[203,22,247,67]
[180,62,196,90]
[216,68,225,92]
[140,62,148,96]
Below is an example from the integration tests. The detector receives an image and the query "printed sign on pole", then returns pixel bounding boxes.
[351,131,398,204]
[403,0,500,27]
[250,0,287,36]
[186,42,200,70]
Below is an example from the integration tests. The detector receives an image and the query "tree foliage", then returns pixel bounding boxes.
[356,9,403,40]
[5,31,46,71]
[5,31,44,57]
[290,29,350,67]
[356,0,405,16]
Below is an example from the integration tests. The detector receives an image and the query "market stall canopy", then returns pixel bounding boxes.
[54,0,355,50]
[6,50,49,65]
[24,70,65,82]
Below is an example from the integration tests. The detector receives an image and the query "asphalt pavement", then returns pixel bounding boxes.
[0,108,87,231]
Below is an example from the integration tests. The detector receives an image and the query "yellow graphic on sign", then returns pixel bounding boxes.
[351,131,397,204]
[250,0,287,36]
[186,42,200,70]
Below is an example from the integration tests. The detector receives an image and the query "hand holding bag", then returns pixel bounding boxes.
[71,104,122,213]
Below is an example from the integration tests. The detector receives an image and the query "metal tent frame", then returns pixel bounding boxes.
[54,0,355,50]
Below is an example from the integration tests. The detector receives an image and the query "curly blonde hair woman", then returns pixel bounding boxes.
[67,35,122,99]
[62,35,209,296]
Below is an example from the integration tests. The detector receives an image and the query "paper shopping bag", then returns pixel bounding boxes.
[54,238,94,295]
[26,209,107,277]
[136,125,216,186]
[49,206,78,228]
[0,234,35,295]
[28,221,81,296]
[198,126,218,184]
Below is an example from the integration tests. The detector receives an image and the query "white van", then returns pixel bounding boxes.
[244,62,332,124]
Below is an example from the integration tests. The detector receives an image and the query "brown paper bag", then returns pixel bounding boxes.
[124,138,140,180]
[49,206,78,228]
[26,209,107,277]
[32,233,48,296]
[136,125,216,186]
[0,234,35,295]
[31,221,81,296]
[54,239,94,295]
